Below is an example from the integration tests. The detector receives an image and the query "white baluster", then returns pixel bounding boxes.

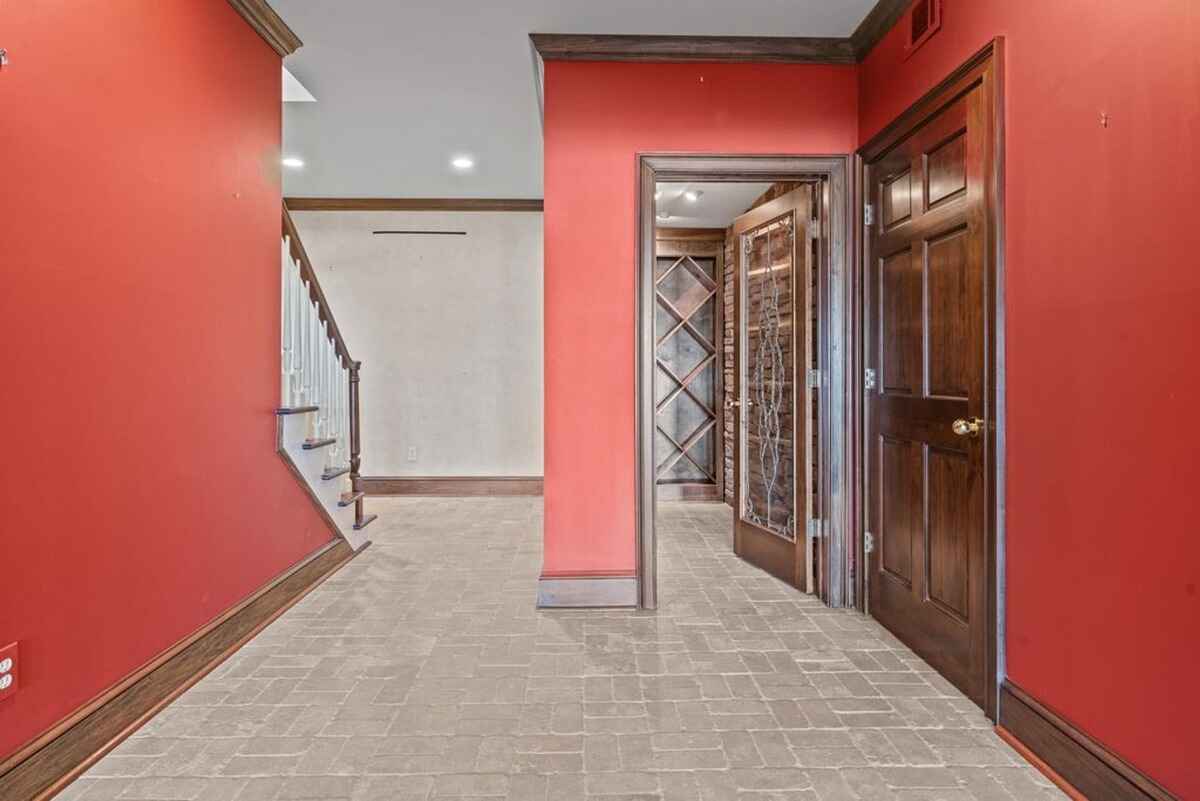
[298,286,309,407]
[287,260,300,403]
[281,238,290,405]
[319,326,330,441]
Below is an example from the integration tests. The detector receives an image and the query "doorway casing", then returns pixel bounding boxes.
[636,155,853,610]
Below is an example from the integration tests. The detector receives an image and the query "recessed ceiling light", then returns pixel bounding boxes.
[281,156,305,169]
[684,190,703,203]
[451,155,475,171]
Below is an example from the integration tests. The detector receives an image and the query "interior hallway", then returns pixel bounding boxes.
[61,500,1065,800]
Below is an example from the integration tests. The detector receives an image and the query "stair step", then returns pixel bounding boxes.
[322,466,350,481]
[353,513,378,531]
[302,437,336,450]
[338,491,364,508]
[276,405,318,415]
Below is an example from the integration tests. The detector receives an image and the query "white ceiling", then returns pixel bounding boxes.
[656,182,773,229]
[274,0,877,199]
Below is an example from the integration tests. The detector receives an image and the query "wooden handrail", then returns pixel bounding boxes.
[282,203,374,531]
[282,204,353,366]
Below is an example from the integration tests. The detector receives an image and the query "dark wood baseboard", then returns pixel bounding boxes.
[998,681,1178,801]
[362,476,544,497]
[0,540,359,801]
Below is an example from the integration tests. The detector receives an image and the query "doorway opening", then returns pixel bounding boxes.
[636,156,853,613]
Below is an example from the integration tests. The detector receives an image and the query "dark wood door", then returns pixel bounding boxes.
[731,187,814,591]
[864,53,999,711]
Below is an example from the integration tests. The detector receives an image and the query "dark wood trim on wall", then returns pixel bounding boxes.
[849,0,912,60]
[226,0,302,56]
[998,681,1179,801]
[0,540,358,801]
[362,476,545,497]
[529,33,856,64]
[530,1,915,66]
[284,198,544,213]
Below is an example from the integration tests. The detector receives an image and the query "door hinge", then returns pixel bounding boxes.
[806,369,821,389]
[743,236,754,255]
[807,519,821,539]
[864,531,876,554]
[864,368,877,391]
[864,203,875,226]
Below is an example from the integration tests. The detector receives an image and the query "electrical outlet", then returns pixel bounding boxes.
[0,642,17,702]
[407,446,418,462]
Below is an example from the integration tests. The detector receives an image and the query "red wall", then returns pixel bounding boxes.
[542,62,858,576]
[0,2,332,760]
[859,3,1200,797]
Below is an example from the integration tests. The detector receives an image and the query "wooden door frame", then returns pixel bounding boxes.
[636,155,852,610]
[853,38,1006,719]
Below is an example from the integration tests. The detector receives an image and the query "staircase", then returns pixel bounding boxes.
[276,206,374,550]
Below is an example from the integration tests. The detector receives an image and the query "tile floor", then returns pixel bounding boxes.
[62,499,1064,800]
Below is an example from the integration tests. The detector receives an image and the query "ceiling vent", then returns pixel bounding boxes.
[904,0,942,59]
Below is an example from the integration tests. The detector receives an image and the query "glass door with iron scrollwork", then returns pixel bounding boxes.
[731,186,812,590]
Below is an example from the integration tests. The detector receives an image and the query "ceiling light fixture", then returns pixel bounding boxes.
[281,156,305,169]
[451,155,475,171]
[684,190,703,203]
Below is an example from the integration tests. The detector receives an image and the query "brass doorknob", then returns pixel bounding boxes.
[952,417,984,437]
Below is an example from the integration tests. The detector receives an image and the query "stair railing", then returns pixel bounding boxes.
[280,205,375,531]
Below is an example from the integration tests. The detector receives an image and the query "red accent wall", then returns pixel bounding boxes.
[542,62,858,576]
[0,2,332,760]
[858,3,1200,797]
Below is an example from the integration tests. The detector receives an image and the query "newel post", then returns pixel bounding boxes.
[348,359,364,525]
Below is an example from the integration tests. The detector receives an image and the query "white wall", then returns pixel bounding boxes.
[291,211,543,477]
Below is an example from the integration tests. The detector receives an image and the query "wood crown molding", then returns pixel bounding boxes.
[998,681,1179,801]
[530,0,915,65]
[227,0,301,57]
[849,0,912,60]
[0,540,357,801]
[362,476,544,497]
[285,198,544,213]
[529,33,856,64]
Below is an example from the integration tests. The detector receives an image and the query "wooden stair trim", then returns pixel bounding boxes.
[0,539,357,800]
[353,514,378,531]
[338,491,364,508]
[283,206,353,366]
[322,466,350,481]
[275,405,318,415]
[301,437,336,450]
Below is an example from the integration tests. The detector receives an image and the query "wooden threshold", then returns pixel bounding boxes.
[362,476,544,497]
[0,539,359,801]
[284,198,544,213]
[998,681,1179,801]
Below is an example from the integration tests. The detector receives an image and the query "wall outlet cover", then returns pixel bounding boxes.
[0,641,17,702]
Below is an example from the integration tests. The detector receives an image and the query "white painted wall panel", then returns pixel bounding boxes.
[291,211,543,477]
